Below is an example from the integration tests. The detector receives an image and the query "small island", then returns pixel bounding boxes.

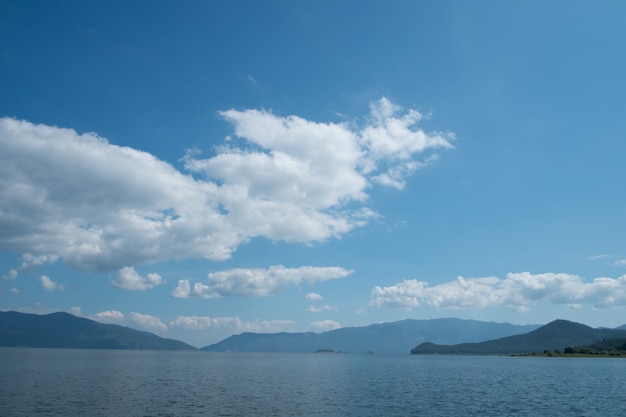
[315,348,347,354]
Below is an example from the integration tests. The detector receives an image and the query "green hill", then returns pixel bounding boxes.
[561,338,626,356]
[0,311,195,350]
[411,319,626,355]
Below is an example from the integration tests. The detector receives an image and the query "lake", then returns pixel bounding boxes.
[1,348,625,416]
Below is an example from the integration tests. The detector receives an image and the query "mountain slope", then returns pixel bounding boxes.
[202,318,539,354]
[0,311,196,350]
[411,319,626,355]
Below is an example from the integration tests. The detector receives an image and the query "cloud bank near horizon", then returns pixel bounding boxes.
[82,307,297,336]
[370,272,626,311]
[0,98,452,273]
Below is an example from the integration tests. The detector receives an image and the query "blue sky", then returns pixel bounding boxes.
[1,1,625,347]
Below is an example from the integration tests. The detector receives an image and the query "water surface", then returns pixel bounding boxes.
[1,348,624,416]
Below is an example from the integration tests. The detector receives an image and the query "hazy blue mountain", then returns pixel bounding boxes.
[202,318,539,354]
[0,311,196,350]
[411,319,626,355]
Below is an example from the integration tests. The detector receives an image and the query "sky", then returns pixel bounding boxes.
[1,0,626,347]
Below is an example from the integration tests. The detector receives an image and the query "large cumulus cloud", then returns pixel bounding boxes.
[0,98,452,272]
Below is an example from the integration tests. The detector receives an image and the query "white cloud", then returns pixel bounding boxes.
[40,275,64,291]
[304,292,338,313]
[170,315,296,333]
[370,279,427,310]
[360,98,453,181]
[305,292,323,301]
[3,255,57,284]
[170,315,240,330]
[311,320,341,332]
[307,304,337,313]
[20,254,59,269]
[370,272,626,311]
[0,100,451,272]
[172,265,353,298]
[615,259,626,266]
[246,319,296,333]
[111,267,164,291]
[92,310,125,322]
[129,312,167,332]
[9,288,19,294]
[69,306,82,316]
[171,279,191,298]
[370,153,440,190]
[2,269,18,281]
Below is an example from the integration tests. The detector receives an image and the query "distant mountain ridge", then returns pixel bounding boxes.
[202,318,540,354]
[411,319,626,355]
[5,312,620,355]
[0,311,195,350]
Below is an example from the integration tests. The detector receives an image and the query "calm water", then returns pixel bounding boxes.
[1,348,625,416]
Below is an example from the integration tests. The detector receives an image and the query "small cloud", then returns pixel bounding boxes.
[247,74,258,84]
[169,315,295,333]
[171,279,191,298]
[21,254,58,269]
[40,275,64,291]
[9,288,19,294]
[311,320,341,332]
[307,304,337,313]
[355,307,365,314]
[111,267,164,291]
[305,292,323,301]
[92,310,125,322]
[589,254,609,260]
[169,315,242,330]
[246,319,296,333]
[2,269,18,281]
[129,312,167,332]
[615,259,626,267]
[69,306,82,316]
[256,320,296,333]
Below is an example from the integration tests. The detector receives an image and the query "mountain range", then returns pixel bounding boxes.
[411,319,626,355]
[3,311,625,355]
[0,311,195,350]
[201,318,540,354]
